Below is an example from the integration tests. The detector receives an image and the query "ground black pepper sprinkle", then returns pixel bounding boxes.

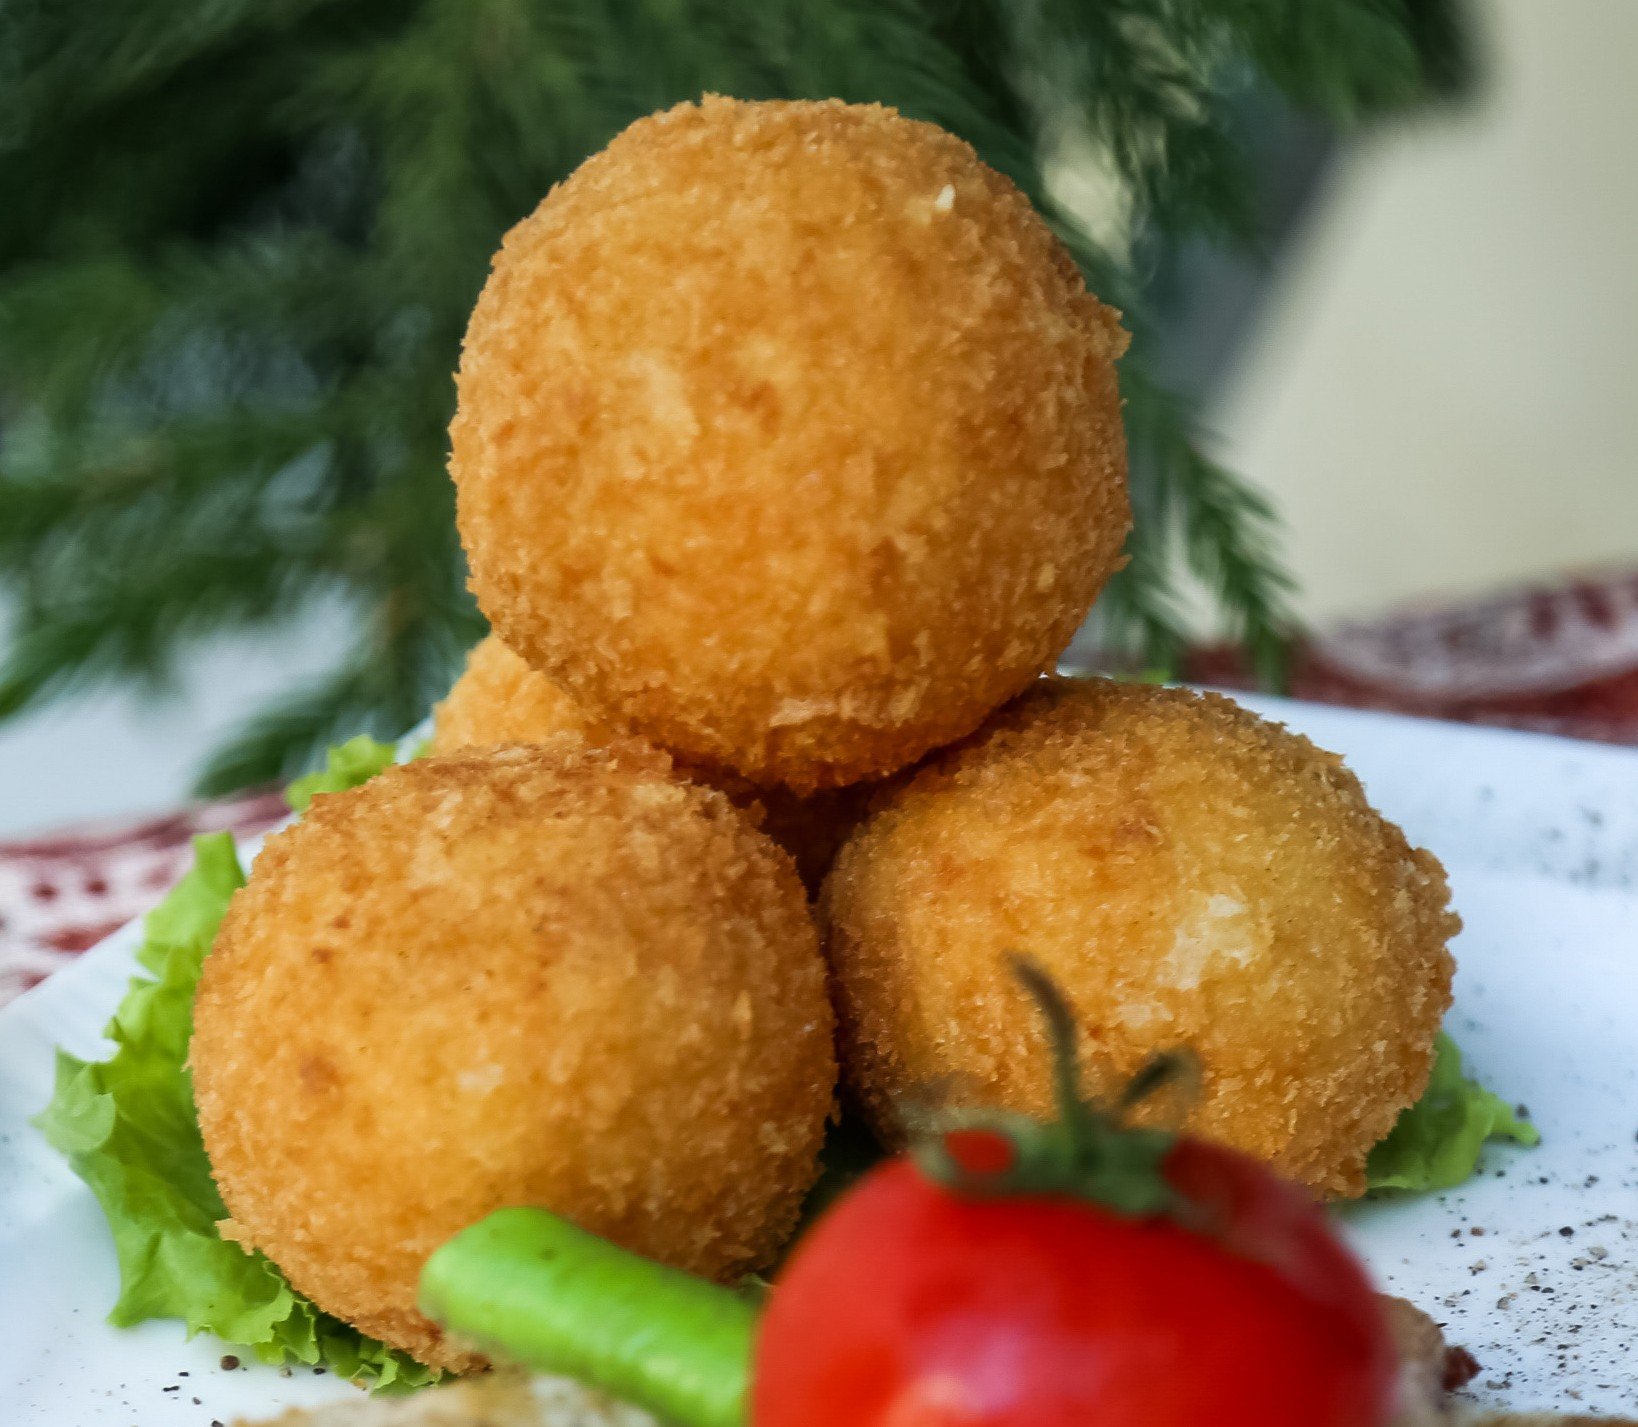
[219,1355,240,1371]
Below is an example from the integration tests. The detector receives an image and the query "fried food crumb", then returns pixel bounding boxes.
[193,740,836,1370]
[432,634,876,891]
[431,634,615,754]
[822,678,1458,1198]
[451,96,1130,792]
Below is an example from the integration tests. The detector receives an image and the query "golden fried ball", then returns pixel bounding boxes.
[451,95,1130,794]
[432,633,876,891]
[821,678,1457,1198]
[430,632,614,753]
[192,740,836,1370]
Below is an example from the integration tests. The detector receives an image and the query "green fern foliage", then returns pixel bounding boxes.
[0,0,1467,790]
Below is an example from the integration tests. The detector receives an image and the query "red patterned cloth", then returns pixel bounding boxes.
[0,791,288,1007]
[6,568,1638,1012]
[1188,568,1638,746]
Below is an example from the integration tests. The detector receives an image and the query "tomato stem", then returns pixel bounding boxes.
[912,954,1190,1217]
[1010,954,1089,1131]
[420,1207,754,1427]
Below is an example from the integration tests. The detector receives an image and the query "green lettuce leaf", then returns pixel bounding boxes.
[284,734,402,812]
[1366,1032,1540,1194]
[35,769,435,1389]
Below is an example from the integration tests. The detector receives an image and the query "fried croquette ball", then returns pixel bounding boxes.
[432,633,876,891]
[430,632,614,753]
[451,95,1130,794]
[821,678,1458,1199]
[191,740,837,1370]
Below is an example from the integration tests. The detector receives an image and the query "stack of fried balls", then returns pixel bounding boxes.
[190,96,1456,1369]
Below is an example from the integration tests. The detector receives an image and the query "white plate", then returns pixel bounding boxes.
[2,697,1636,1424]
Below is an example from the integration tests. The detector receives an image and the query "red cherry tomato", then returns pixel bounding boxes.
[753,1139,1396,1427]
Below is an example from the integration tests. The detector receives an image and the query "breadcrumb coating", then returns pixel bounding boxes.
[451,95,1130,793]
[432,634,874,891]
[191,741,836,1370]
[821,678,1458,1198]
[430,633,615,753]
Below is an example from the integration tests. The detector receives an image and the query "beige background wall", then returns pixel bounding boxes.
[1214,0,1638,625]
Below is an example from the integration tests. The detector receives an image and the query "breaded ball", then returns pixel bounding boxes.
[451,95,1130,794]
[430,632,615,753]
[191,740,837,1370]
[821,679,1457,1198]
[432,633,875,891]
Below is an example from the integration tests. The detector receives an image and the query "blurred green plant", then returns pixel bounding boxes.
[0,0,1468,793]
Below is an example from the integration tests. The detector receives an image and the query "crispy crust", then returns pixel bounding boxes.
[432,634,875,891]
[451,95,1129,792]
[821,678,1458,1198]
[192,741,836,1370]
[431,634,615,753]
